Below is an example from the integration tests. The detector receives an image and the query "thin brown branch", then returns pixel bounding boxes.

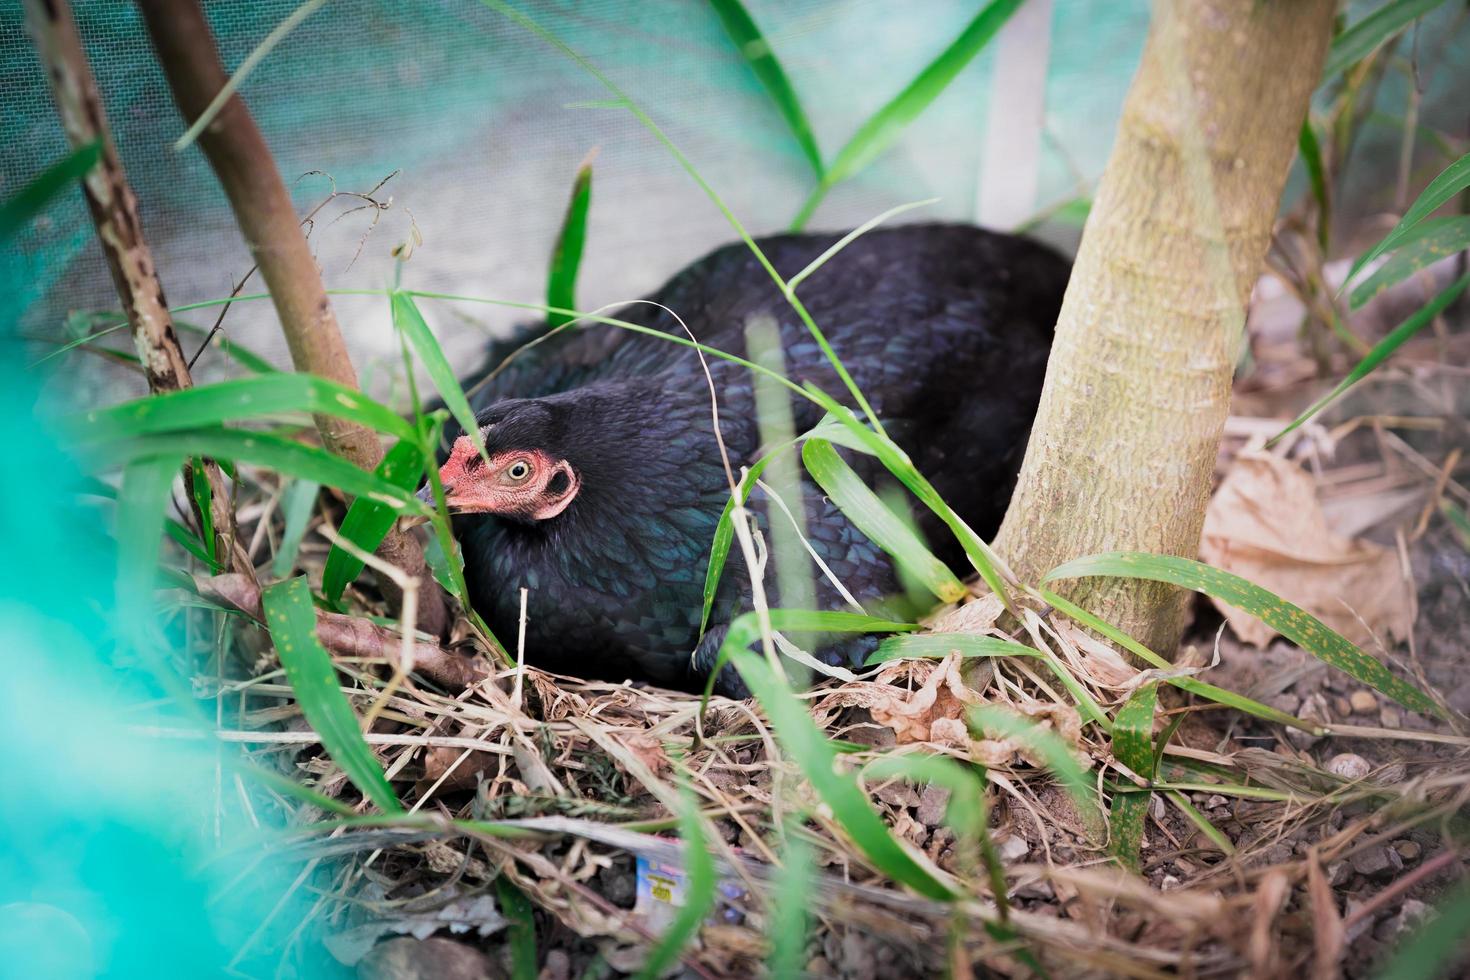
[197,574,488,691]
[23,0,254,584]
[137,0,447,636]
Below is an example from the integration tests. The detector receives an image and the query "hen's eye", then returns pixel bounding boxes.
[506,461,531,482]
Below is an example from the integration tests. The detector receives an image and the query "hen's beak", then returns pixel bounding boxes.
[398,483,441,530]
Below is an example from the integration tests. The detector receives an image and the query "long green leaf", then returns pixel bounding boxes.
[261,576,403,813]
[701,450,781,634]
[1374,877,1470,980]
[322,439,426,603]
[1108,683,1158,872]
[707,0,823,178]
[1322,0,1449,82]
[767,825,814,979]
[272,479,321,578]
[90,429,429,516]
[1349,216,1470,309]
[732,647,956,900]
[391,291,489,462]
[633,784,716,980]
[868,632,1111,731]
[1039,587,1328,734]
[0,141,101,243]
[495,877,537,980]
[968,705,1105,843]
[1347,150,1470,285]
[802,438,966,603]
[1274,272,1470,443]
[67,373,415,445]
[802,386,1014,610]
[1044,552,1443,717]
[791,0,1024,229]
[1298,120,1330,249]
[116,454,184,653]
[189,457,218,566]
[546,160,592,329]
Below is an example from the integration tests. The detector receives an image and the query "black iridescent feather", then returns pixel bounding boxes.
[445,223,1069,696]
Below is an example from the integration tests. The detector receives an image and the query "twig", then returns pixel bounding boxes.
[137,0,446,637]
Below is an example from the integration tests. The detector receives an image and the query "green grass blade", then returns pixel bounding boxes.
[1108,682,1158,872]
[494,877,537,980]
[322,439,426,603]
[189,457,218,565]
[261,576,404,813]
[1274,272,1469,444]
[707,0,824,178]
[790,0,1024,230]
[1044,553,1443,717]
[802,385,1015,610]
[473,0,888,435]
[0,141,101,243]
[633,784,716,980]
[391,291,491,463]
[969,705,1104,843]
[700,451,781,634]
[867,633,1035,663]
[164,516,219,569]
[1323,0,1448,83]
[767,826,814,979]
[546,160,592,329]
[67,374,415,445]
[1349,217,1470,309]
[116,454,184,653]
[785,198,939,295]
[1346,150,1470,285]
[802,438,966,603]
[1038,587,1327,734]
[272,479,321,577]
[732,647,957,901]
[1443,499,1470,548]
[1165,790,1234,856]
[1373,877,1470,980]
[868,632,1111,731]
[91,429,429,517]
[1298,119,1330,249]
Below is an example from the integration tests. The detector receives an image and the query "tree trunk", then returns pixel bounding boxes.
[24,0,255,584]
[994,0,1336,655]
[136,0,447,637]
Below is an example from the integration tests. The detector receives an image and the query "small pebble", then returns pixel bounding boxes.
[1351,846,1399,879]
[1327,861,1352,887]
[1350,690,1378,713]
[995,833,1030,861]
[1333,696,1354,718]
[1160,874,1181,891]
[1393,840,1422,862]
[1327,753,1372,781]
[1379,762,1408,783]
[1380,705,1403,728]
[1205,794,1229,810]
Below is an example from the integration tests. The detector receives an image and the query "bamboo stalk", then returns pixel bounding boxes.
[23,0,254,583]
[993,0,1338,655]
[136,0,447,636]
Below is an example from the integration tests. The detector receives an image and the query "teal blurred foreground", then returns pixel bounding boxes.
[0,357,318,977]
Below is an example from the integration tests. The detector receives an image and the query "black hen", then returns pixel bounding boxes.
[430,223,1068,696]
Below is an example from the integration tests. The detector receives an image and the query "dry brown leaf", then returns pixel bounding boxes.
[865,654,982,744]
[1200,453,1413,648]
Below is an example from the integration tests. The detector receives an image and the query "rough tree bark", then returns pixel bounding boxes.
[24,0,255,584]
[136,0,448,637]
[994,0,1337,655]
